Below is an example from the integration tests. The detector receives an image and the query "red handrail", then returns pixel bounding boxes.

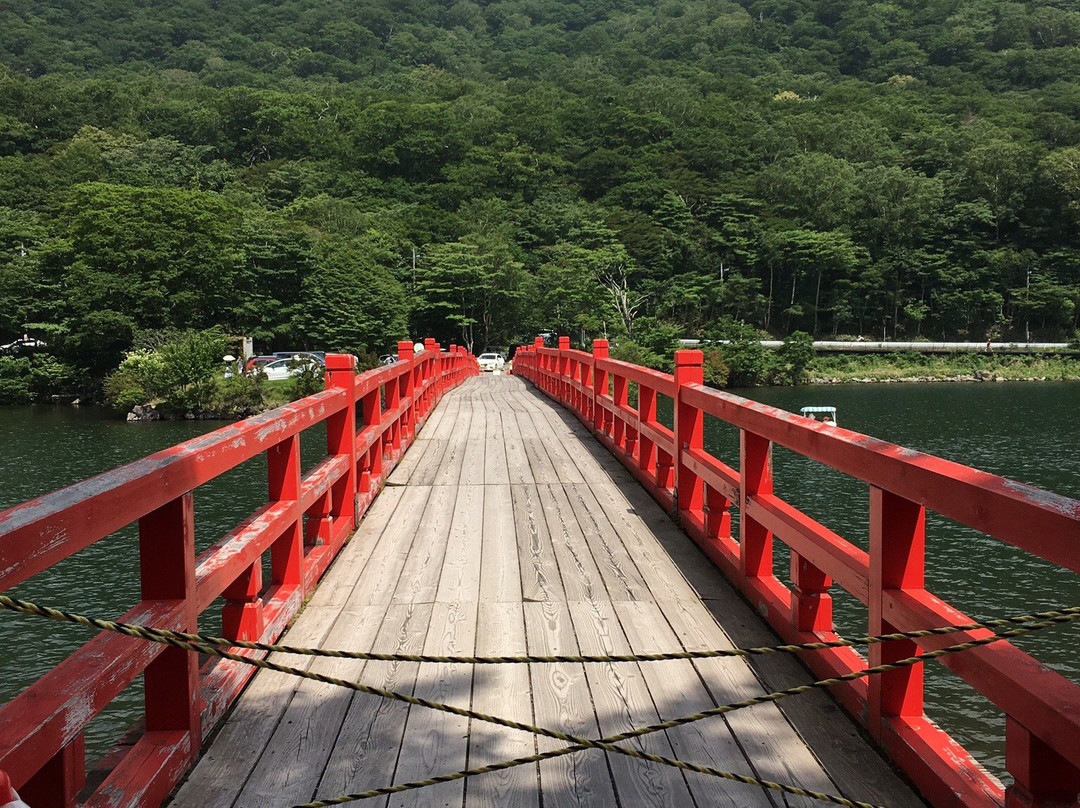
[513,337,1080,808]
[0,342,477,807]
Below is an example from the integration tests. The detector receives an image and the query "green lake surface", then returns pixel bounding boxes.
[1,381,1078,781]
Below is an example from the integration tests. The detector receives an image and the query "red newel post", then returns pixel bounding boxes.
[139,493,201,746]
[424,338,438,413]
[268,434,303,588]
[868,487,924,740]
[558,336,571,404]
[592,339,609,435]
[325,354,358,534]
[740,430,773,583]
[534,336,546,393]
[674,349,704,521]
[1005,717,1080,807]
[392,340,413,453]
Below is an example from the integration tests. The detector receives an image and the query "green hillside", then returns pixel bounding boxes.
[3,0,1080,396]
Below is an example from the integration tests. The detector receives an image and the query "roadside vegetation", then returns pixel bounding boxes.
[808,351,1080,384]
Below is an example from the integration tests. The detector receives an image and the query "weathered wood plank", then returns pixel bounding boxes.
[502,405,534,485]
[512,483,565,604]
[613,600,774,808]
[561,483,650,602]
[484,410,511,486]
[523,601,618,808]
[167,605,347,808]
[516,411,560,485]
[459,407,487,486]
[392,484,456,604]
[348,485,435,606]
[660,596,839,808]
[233,604,383,808]
[435,484,484,604]
[306,484,406,610]
[388,599,477,808]
[527,410,586,484]
[567,599,696,807]
[432,408,472,487]
[316,602,434,800]
[469,601,540,808]
[480,483,522,604]
[537,484,608,603]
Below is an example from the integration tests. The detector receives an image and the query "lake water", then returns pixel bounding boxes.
[1,382,1078,781]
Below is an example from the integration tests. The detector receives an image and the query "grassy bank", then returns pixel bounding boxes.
[808,352,1080,383]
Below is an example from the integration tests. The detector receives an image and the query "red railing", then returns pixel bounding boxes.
[514,336,1080,808]
[0,340,476,807]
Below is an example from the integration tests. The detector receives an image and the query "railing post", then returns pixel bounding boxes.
[868,487,924,741]
[674,349,704,522]
[534,337,546,392]
[1005,717,1080,807]
[740,431,773,585]
[268,434,303,588]
[393,340,413,454]
[592,339,609,435]
[612,366,628,450]
[424,338,438,414]
[325,353,358,534]
[360,381,382,497]
[139,492,200,746]
[558,336,571,403]
[18,737,85,808]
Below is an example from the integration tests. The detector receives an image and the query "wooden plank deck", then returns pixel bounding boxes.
[170,374,926,808]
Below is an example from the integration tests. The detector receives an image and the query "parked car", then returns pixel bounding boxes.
[272,351,326,366]
[0,335,47,354]
[477,352,506,372]
[257,356,323,381]
[244,355,278,373]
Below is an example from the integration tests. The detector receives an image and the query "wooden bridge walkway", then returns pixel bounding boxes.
[169,375,924,808]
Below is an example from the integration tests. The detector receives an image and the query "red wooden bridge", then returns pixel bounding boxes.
[1,337,1078,808]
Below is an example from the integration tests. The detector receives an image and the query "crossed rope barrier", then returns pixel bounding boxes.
[3,595,1079,808]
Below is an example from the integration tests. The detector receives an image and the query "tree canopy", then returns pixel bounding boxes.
[3,0,1080,396]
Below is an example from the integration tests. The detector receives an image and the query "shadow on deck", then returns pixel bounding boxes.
[169,376,926,808]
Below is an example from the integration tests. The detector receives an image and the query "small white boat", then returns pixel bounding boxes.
[800,405,837,425]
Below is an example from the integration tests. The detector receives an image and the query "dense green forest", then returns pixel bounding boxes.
[3,0,1080,399]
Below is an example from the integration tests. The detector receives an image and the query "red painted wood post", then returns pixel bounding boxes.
[18,736,85,808]
[221,557,263,642]
[360,383,382,497]
[139,492,201,744]
[637,381,657,481]
[582,351,594,425]
[674,349,704,522]
[592,339,609,436]
[268,434,303,588]
[1005,717,1080,807]
[424,338,438,413]
[740,430,773,584]
[790,552,833,632]
[612,366,628,450]
[704,482,731,548]
[558,336,571,403]
[391,340,412,453]
[325,354,358,533]
[868,487,925,740]
[533,337,545,392]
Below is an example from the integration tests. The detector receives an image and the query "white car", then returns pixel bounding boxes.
[258,356,322,381]
[477,352,506,372]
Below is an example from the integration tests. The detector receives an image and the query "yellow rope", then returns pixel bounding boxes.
[2,595,1076,808]
[1,594,1073,664]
